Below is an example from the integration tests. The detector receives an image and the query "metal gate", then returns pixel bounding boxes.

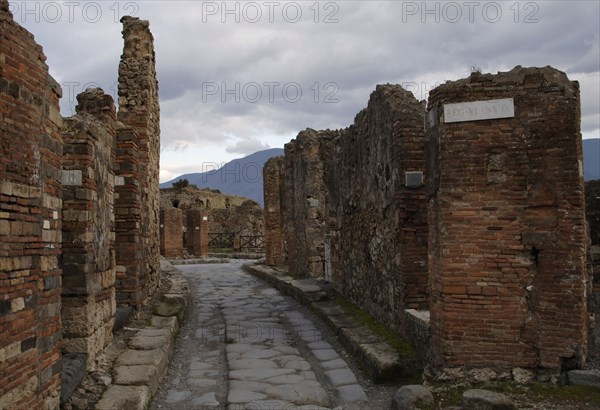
[208,232,235,249]
[240,235,265,252]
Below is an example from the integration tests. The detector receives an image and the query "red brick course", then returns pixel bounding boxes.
[426,67,589,373]
[1,1,63,406]
[160,208,183,258]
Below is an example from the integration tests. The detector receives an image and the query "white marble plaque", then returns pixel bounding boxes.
[61,170,82,186]
[443,98,514,123]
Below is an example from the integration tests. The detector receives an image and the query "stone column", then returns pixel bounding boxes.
[264,156,286,266]
[160,208,183,258]
[186,209,209,257]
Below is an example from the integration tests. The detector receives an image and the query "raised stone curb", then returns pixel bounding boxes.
[567,369,600,388]
[95,260,190,409]
[244,263,421,383]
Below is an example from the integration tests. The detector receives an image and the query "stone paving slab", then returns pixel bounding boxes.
[244,263,423,384]
[94,260,189,409]
[95,385,151,410]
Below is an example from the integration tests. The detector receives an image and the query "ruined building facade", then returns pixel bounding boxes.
[265,67,591,377]
[1,3,161,406]
[265,85,429,337]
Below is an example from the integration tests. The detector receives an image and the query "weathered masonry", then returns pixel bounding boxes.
[115,16,161,308]
[1,1,63,407]
[265,67,591,377]
[426,66,589,374]
[1,3,162,406]
[186,209,209,257]
[268,85,429,338]
[61,89,117,369]
[283,129,338,278]
[160,208,183,259]
[586,179,600,352]
[264,156,286,267]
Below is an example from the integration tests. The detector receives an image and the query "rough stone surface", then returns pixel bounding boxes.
[427,66,589,372]
[390,385,434,410]
[0,4,63,408]
[567,369,600,387]
[271,85,428,339]
[461,389,516,410]
[115,15,161,309]
[160,208,183,258]
[283,128,338,278]
[61,88,117,369]
[95,385,151,410]
[264,156,286,266]
[186,209,209,257]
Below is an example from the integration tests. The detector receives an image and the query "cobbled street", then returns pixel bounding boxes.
[151,261,396,410]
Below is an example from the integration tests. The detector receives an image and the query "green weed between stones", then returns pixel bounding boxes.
[333,296,418,360]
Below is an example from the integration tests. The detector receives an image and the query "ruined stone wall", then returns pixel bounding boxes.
[209,200,264,237]
[330,85,428,334]
[0,1,63,407]
[186,209,209,257]
[160,208,183,258]
[116,16,161,306]
[283,129,337,278]
[61,89,116,369]
[426,66,588,374]
[586,179,600,353]
[264,156,286,266]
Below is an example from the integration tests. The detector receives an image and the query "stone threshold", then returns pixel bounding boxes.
[243,263,423,384]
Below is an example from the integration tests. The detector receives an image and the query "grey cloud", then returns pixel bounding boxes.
[226,137,271,155]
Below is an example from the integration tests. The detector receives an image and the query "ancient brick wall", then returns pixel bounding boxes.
[426,67,589,374]
[264,156,286,266]
[186,209,209,257]
[160,208,183,258]
[114,125,144,307]
[330,85,428,334]
[0,1,63,407]
[283,129,338,278]
[116,16,161,306]
[61,89,116,369]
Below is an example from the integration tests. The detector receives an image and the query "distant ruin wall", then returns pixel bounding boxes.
[586,179,600,353]
[61,89,116,369]
[331,85,428,334]
[264,156,285,266]
[283,129,337,278]
[160,208,183,258]
[116,16,161,306]
[0,2,63,407]
[186,209,209,257]
[426,66,588,373]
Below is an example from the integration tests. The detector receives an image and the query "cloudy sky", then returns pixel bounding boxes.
[12,0,600,182]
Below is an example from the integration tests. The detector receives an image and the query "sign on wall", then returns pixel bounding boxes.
[443,98,515,123]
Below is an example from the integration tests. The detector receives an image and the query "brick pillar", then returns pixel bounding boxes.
[186,209,208,257]
[61,89,116,369]
[160,208,183,258]
[117,16,161,305]
[264,156,285,266]
[426,66,589,374]
[0,2,63,407]
[114,126,143,307]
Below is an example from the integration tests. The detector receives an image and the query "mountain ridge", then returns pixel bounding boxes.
[161,139,600,206]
